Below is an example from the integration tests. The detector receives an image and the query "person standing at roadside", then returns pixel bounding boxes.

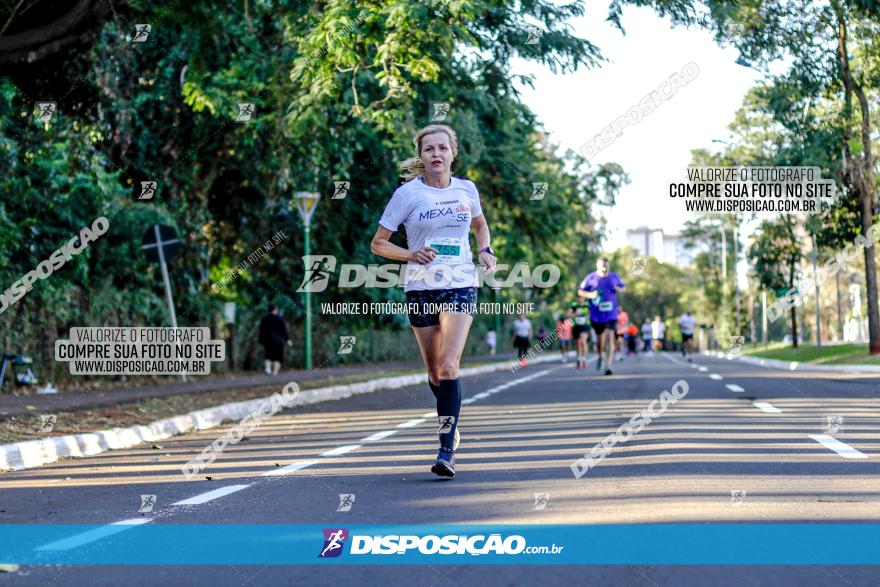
[258,305,290,375]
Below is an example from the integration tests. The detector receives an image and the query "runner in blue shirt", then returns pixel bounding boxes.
[577,257,626,375]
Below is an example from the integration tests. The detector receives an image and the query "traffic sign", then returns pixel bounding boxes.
[141,225,180,263]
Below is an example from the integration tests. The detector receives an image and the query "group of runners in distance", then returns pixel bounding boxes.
[369,122,699,479]
[560,256,698,375]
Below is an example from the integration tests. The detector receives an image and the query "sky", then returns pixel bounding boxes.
[511,2,763,254]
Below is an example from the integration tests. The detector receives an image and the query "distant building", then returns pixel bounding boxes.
[626,226,699,267]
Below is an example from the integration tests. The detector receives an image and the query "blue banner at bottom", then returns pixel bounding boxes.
[0,524,878,565]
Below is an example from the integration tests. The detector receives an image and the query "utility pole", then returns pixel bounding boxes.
[762,285,768,348]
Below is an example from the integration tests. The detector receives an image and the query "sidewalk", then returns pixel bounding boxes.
[0,353,513,420]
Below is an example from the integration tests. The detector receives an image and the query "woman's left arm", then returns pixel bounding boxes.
[471,214,496,273]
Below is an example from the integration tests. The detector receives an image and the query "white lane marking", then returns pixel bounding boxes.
[397,418,426,428]
[473,392,490,399]
[173,484,251,505]
[709,374,723,380]
[36,518,151,551]
[698,367,708,372]
[753,401,781,413]
[726,384,744,392]
[809,434,869,459]
[321,444,362,457]
[263,460,320,477]
[461,398,476,405]
[361,430,397,442]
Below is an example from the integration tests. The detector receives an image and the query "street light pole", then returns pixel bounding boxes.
[762,285,768,348]
[294,191,321,371]
[812,234,821,347]
[733,224,740,332]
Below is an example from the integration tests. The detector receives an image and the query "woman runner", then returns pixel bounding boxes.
[370,124,497,478]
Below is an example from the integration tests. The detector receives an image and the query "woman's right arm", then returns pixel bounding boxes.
[370,226,438,264]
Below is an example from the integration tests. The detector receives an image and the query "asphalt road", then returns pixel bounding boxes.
[1,351,878,585]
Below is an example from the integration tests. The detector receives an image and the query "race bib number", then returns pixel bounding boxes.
[425,237,464,265]
[598,301,613,312]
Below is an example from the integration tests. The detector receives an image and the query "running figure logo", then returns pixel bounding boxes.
[431,102,450,121]
[336,494,355,512]
[530,182,547,201]
[629,257,647,276]
[438,416,456,435]
[824,415,844,435]
[132,24,152,42]
[332,181,350,200]
[532,492,550,510]
[337,336,356,355]
[297,255,337,293]
[525,25,543,44]
[729,489,747,507]
[139,494,156,513]
[139,181,157,200]
[318,528,349,558]
[727,336,745,356]
[35,102,56,122]
[38,414,57,434]
[237,103,255,122]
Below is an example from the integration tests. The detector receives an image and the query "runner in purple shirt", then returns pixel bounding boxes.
[577,257,625,376]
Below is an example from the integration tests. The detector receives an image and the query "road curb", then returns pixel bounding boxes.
[703,351,880,374]
[0,354,557,472]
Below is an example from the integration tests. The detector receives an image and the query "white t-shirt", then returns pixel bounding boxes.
[513,319,531,338]
[378,176,483,292]
[679,314,697,335]
[651,320,666,339]
[641,323,652,339]
[486,331,497,346]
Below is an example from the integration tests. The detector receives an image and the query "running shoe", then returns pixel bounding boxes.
[431,447,455,478]
[453,426,460,451]
[604,368,613,376]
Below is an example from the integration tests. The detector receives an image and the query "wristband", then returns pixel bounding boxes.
[479,246,495,256]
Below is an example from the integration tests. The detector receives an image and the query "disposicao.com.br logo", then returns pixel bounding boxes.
[317,528,563,558]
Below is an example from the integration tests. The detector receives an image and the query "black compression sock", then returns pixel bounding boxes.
[429,381,440,399]
[436,378,462,451]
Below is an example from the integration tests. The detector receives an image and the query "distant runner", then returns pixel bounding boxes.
[557,314,572,362]
[578,257,625,376]
[651,315,666,352]
[678,309,696,361]
[641,318,653,353]
[571,300,589,369]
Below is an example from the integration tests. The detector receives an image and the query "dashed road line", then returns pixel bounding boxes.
[726,384,744,393]
[263,460,320,477]
[698,366,708,372]
[361,430,397,442]
[753,401,781,413]
[320,444,362,457]
[709,374,722,380]
[808,434,869,459]
[173,484,251,505]
[397,418,426,428]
